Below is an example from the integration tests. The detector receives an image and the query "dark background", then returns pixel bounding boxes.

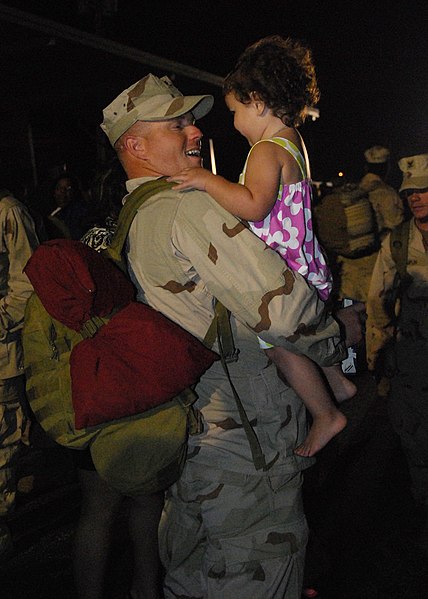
[0,0,427,191]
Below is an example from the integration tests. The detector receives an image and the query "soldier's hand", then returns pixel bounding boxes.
[335,302,366,348]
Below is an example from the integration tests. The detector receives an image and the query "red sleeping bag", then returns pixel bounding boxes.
[24,239,218,428]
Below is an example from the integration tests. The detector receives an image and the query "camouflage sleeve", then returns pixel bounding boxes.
[371,186,404,235]
[174,191,346,366]
[0,202,39,340]
[366,233,396,370]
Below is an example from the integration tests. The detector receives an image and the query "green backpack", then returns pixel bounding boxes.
[315,183,379,258]
[23,178,208,496]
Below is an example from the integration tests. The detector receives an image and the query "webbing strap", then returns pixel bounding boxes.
[216,323,278,472]
[205,302,275,472]
[390,220,410,281]
[389,220,411,334]
[80,315,110,339]
[102,178,267,470]
[203,301,239,363]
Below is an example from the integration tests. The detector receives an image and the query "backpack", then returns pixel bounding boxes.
[314,183,379,258]
[23,178,218,496]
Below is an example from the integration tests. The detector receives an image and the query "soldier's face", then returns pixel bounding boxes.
[140,113,203,176]
[407,189,428,224]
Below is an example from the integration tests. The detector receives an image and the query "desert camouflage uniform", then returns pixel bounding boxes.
[366,219,428,504]
[338,174,404,303]
[360,172,404,240]
[0,192,38,552]
[125,177,346,598]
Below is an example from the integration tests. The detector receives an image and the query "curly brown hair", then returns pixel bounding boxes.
[223,35,320,127]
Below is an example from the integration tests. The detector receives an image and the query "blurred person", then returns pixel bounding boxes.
[0,186,38,556]
[81,159,127,250]
[45,173,89,240]
[169,35,356,458]
[366,153,428,514]
[100,72,363,598]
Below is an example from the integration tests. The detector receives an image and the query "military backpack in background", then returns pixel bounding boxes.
[314,183,379,258]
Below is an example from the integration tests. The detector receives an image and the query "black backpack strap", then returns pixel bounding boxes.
[388,220,412,330]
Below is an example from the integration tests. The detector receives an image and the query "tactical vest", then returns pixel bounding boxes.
[390,220,428,342]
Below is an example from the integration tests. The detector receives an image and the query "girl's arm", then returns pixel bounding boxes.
[168,141,284,221]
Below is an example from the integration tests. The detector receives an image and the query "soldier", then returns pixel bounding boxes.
[0,188,38,556]
[366,153,428,512]
[100,73,363,598]
[336,146,404,303]
[360,145,404,240]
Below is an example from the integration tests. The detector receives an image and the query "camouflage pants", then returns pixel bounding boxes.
[0,376,26,516]
[160,462,307,599]
[388,339,428,506]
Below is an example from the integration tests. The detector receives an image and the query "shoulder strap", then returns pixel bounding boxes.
[296,130,311,180]
[204,301,278,472]
[266,137,307,179]
[390,220,410,280]
[104,176,269,472]
[104,177,173,270]
[245,136,307,180]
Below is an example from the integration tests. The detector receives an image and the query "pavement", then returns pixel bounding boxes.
[1,369,427,599]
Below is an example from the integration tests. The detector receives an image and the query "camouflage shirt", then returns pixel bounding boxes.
[366,218,428,370]
[360,173,404,238]
[0,194,39,378]
[125,177,346,472]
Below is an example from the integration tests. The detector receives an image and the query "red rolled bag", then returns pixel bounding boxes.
[24,239,218,429]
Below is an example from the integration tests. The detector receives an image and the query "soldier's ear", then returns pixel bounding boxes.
[122,135,147,159]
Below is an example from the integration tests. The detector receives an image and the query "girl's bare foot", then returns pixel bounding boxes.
[294,410,347,458]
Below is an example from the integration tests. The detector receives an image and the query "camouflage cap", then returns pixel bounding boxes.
[100,74,214,146]
[398,153,428,192]
[364,145,390,164]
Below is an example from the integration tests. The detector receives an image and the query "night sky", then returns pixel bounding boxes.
[0,0,427,188]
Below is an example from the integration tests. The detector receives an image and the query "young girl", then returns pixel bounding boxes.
[169,35,357,458]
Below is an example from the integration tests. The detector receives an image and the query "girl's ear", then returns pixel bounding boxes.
[254,100,267,116]
[249,92,266,116]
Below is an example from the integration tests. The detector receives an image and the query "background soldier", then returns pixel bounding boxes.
[366,153,428,534]
[0,187,38,556]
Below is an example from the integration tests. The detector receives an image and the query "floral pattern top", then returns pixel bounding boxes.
[240,136,332,301]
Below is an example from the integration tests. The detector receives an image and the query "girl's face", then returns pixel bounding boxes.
[225,92,259,145]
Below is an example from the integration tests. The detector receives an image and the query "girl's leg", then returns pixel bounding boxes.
[321,364,357,402]
[265,347,347,457]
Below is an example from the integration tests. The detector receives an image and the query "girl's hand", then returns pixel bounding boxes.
[167,167,214,191]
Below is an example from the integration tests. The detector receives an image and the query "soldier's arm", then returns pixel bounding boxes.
[0,201,39,340]
[175,192,347,366]
[373,187,404,235]
[366,234,397,370]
